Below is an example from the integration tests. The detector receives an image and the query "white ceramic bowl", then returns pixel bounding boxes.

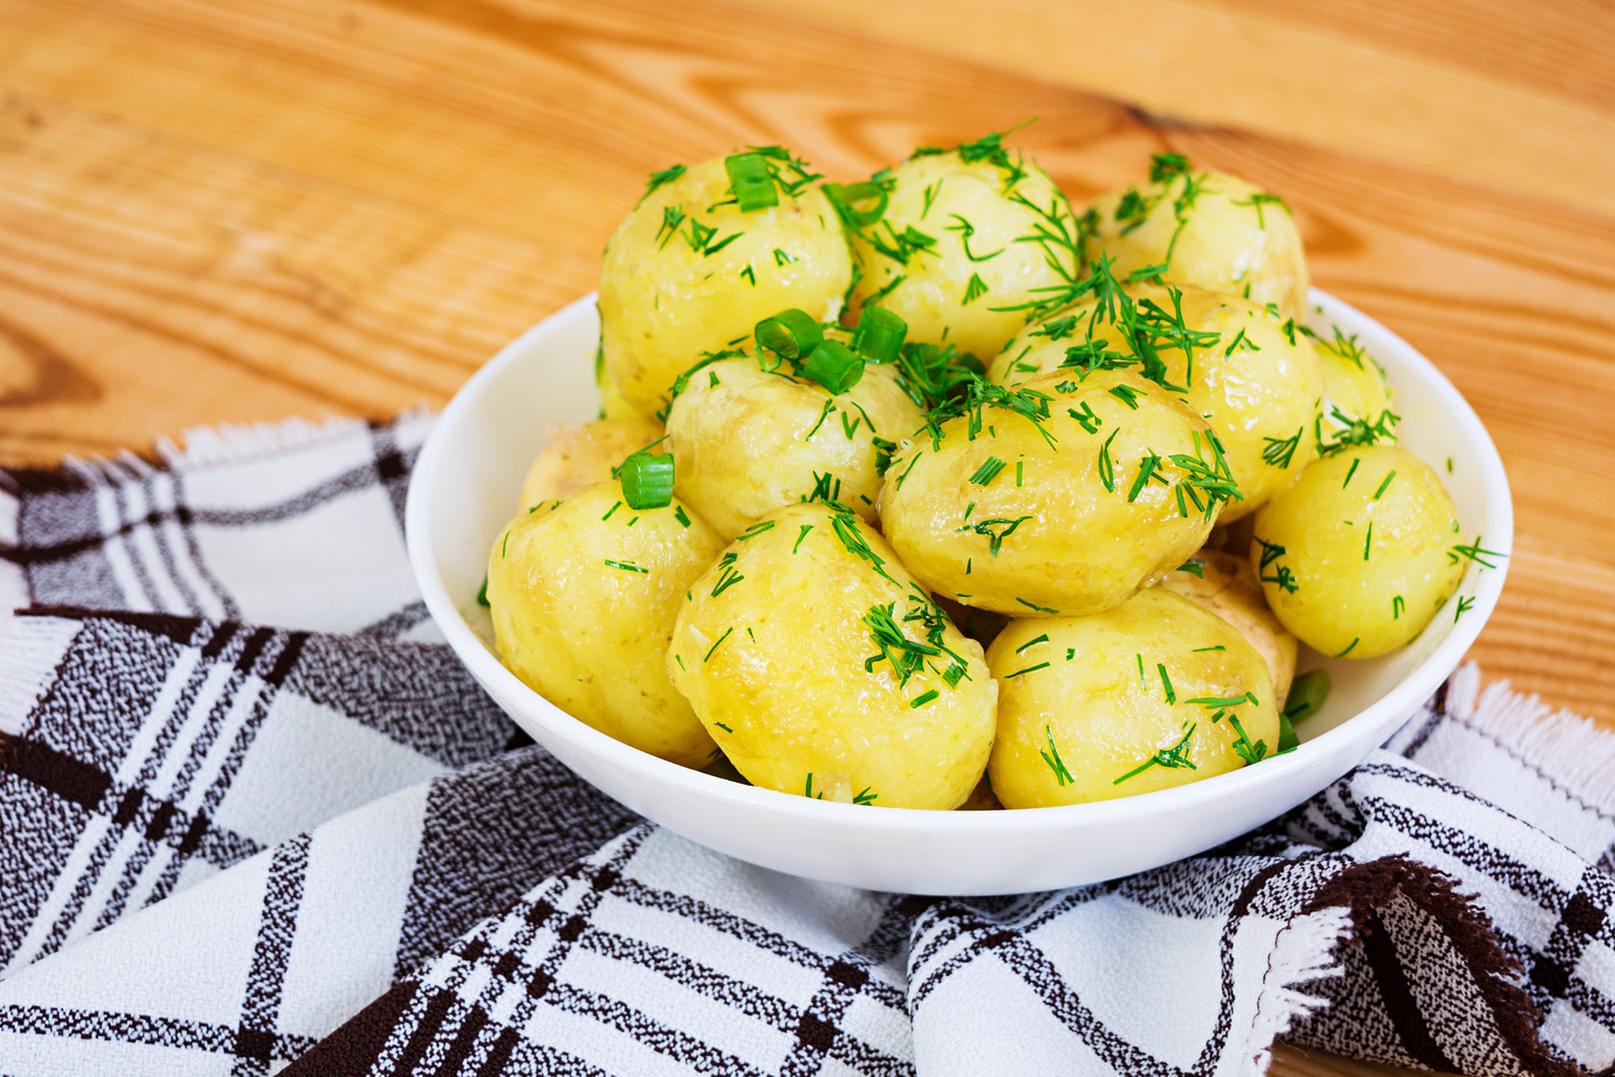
[406,291,1512,895]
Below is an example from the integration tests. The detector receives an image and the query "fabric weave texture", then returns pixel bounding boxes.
[0,415,1609,1076]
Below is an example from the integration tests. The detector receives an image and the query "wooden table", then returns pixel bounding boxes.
[2,2,1612,1073]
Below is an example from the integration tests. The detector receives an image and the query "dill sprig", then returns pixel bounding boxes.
[1113,724,1197,784]
[1253,536,1299,594]
[1039,726,1075,786]
[1448,535,1507,570]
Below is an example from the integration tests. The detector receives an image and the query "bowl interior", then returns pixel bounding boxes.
[406,290,1512,892]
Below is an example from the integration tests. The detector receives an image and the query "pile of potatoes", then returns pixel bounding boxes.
[485,137,1471,810]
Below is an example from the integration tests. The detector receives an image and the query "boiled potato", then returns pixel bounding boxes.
[594,336,644,420]
[516,417,663,512]
[1250,445,1465,658]
[1083,159,1308,319]
[989,588,1280,807]
[844,141,1082,361]
[881,369,1226,617]
[990,284,1322,521]
[1313,326,1397,454]
[666,349,925,540]
[488,483,725,767]
[600,152,853,416]
[1161,550,1297,701]
[667,502,996,809]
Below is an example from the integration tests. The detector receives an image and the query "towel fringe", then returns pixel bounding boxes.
[1245,906,1353,1075]
[1448,663,1615,817]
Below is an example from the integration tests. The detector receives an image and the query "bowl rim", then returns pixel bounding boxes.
[406,288,1513,833]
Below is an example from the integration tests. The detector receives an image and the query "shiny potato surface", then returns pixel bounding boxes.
[1250,445,1466,659]
[988,588,1280,807]
[1161,549,1298,702]
[845,148,1081,362]
[667,502,996,809]
[600,153,853,416]
[488,483,725,767]
[666,353,925,540]
[880,369,1225,617]
[989,284,1322,521]
[516,417,664,513]
[1083,164,1308,319]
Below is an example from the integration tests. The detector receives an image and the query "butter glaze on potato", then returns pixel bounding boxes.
[880,368,1224,617]
[988,284,1323,520]
[488,483,724,767]
[1083,167,1309,320]
[988,588,1279,807]
[1251,445,1464,659]
[668,502,996,809]
[666,353,924,541]
[599,154,853,417]
[845,149,1081,362]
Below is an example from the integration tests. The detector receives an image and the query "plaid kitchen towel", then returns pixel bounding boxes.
[2,416,1613,1077]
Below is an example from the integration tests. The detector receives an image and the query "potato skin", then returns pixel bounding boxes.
[1083,169,1308,319]
[880,369,1222,617]
[517,417,664,513]
[988,589,1279,807]
[1250,446,1464,659]
[488,483,725,767]
[666,355,925,540]
[600,154,852,416]
[846,151,1081,361]
[1313,329,1396,454]
[667,502,997,810]
[1161,549,1298,702]
[990,284,1322,521]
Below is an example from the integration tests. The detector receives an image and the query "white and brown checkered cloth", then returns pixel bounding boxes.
[2,415,1613,1077]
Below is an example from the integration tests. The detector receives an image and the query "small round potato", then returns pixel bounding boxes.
[1313,327,1396,454]
[666,352,925,540]
[989,285,1322,521]
[488,483,725,767]
[845,148,1082,362]
[881,369,1225,617]
[595,337,646,420]
[516,417,664,513]
[600,152,853,416]
[667,502,996,809]
[988,588,1280,807]
[1083,165,1308,319]
[1161,550,1297,702]
[1250,445,1466,659]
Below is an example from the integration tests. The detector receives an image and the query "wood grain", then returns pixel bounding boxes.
[0,3,1611,1072]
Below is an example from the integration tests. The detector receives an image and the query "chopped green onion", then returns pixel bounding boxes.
[851,306,908,363]
[620,451,675,509]
[1283,669,1330,725]
[800,339,865,394]
[824,181,889,227]
[476,573,490,607]
[968,456,1007,486]
[756,308,823,361]
[725,152,779,212]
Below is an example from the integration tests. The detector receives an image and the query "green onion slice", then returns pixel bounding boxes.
[620,451,675,509]
[825,181,888,227]
[851,306,907,363]
[1282,668,1330,728]
[755,308,822,361]
[800,339,865,395]
[724,152,779,212]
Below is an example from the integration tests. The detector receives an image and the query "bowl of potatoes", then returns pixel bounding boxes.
[406,136,1511,895]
